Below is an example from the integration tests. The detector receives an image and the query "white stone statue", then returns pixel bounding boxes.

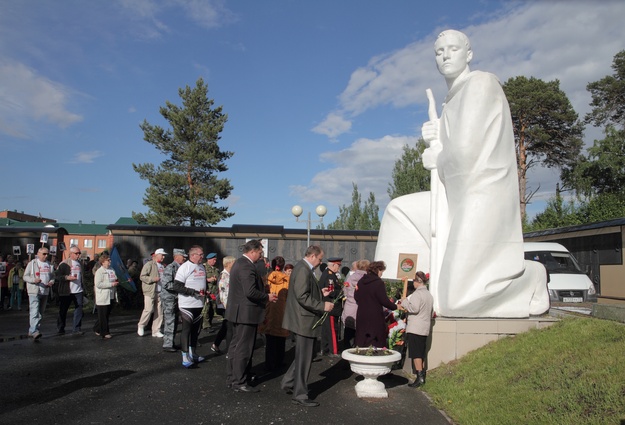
[375,30,549,318]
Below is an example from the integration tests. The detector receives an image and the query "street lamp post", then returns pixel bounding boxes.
[291,205,327,247]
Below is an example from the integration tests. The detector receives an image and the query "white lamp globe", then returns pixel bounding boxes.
[315,205,327,217]
[291,205,303,218]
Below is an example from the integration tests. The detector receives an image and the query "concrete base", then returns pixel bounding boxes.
[403,315,558,374]
[593,303,625,323]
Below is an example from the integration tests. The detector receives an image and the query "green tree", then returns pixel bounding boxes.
[326,183,380,230]
[524,185,581,232]
[577,193,625,223]
[387,139,430,200]
[133,78,234,226]
[562,127,625,197]
[585,50,625,130]
[503,76,584,219]
[561,51,625,223]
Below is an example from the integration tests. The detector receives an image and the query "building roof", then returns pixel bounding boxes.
[56,222,110,235]
[115,217,139,225]
[524,217,625,238]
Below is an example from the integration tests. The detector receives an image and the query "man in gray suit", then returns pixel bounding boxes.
[281,245,334,407]
[225,240,277,393]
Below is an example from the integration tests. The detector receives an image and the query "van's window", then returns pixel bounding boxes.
[524,251,583,274]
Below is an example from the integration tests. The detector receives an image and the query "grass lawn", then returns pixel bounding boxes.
[424,317,625,425]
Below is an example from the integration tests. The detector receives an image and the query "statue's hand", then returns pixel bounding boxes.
[421,119,439,146]
[422,142,442,170]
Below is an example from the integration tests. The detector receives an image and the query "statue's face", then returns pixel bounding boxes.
[434,32,471,79]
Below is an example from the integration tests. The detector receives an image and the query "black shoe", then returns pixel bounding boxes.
[282,387,293,395]
[163,347,177,352]
[291,398,319,407]
[72,330,84,336]
[57,330,65,335]
[210,344,222,354]
[248,373,257,383]
[408,370,426,388]
[233,385,259,393]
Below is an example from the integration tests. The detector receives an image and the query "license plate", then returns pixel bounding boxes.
[562,297,583,303]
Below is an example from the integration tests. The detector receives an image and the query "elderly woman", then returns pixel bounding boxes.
[354,261,397,348]
[399,271,434,387]
[211,255,235,354]
[93,254,119,339]
[341,259,370,349]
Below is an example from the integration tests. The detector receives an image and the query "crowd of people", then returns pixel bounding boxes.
[1,240,434,405]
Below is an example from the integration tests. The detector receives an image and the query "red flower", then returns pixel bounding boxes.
[344,282,350,287]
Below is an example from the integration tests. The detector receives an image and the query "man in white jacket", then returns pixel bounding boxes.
[23,247,55,340]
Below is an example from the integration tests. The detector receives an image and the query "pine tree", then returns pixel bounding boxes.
[585,50,625,130]
[503,76,584,220]
[132,78,233,226]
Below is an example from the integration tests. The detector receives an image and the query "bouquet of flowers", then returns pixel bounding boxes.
[312,287,345,330]
[386,309,406,350]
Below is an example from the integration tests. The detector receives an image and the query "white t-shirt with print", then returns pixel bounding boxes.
[106,268,117,300]
[174,261,206,309]
[70,259,83,294]
[36,260,53,295]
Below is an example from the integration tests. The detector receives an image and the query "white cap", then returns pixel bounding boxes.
[154,248,168,255]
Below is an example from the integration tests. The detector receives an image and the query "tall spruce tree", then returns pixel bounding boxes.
[503,76,584,220]
[132,78,234,226]
[387,139,430,200]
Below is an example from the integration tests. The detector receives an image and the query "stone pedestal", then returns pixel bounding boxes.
[403,316,558,374]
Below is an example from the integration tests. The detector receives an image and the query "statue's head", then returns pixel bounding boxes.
[434,30,473,80]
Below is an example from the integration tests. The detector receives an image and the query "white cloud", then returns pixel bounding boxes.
[321,2,625,141]
[116,0,236,38]
[311,112,353,140]
[173,0,237,29]
[290,135,418,209]
[0,61,83,139]
[70,151,104,164]
[311,1,625,217]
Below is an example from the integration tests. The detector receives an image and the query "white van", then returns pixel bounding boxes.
[524,242,597,303]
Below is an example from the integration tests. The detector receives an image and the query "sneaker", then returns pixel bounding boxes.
[72,330,84,336]
[210,344,222,354]
[137,327,145,337]
[32,331,42,340]
[104,334,113,339]
[152,331,164,338]
[182,352,195,369]
[95,332,101,336]
[192,354,206,363]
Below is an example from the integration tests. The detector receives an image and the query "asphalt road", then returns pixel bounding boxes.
[0,306,451,425]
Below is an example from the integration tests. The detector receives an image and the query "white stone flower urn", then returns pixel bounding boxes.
[341,348,402,398]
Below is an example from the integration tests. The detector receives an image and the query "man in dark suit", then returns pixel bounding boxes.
[281,245,334,407]
[225,240,277,393]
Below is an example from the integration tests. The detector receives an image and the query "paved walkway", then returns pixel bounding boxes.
[0,305,452,425]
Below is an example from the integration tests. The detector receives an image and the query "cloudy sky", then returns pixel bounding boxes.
[1,0,623,227]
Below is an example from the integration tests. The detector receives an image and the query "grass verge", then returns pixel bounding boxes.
[424,317,625,425]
